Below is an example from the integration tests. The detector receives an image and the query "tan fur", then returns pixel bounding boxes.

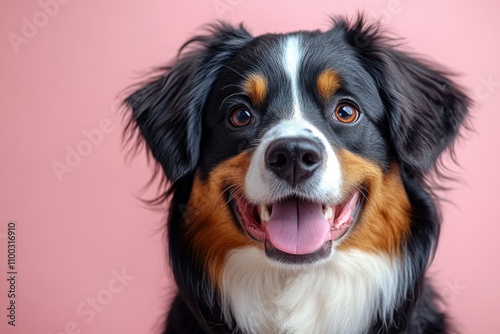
[244,74,267,107]
[317,69,341,101]
[185,152,255,286]
[185,148,410,287]
[338,150,411,256]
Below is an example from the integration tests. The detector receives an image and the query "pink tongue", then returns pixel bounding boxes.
[265,199,329,255]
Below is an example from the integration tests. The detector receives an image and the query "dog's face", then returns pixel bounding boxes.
[125,19,469,280]
[199,32,391,265]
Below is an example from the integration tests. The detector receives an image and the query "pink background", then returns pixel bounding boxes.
[1,1,499,333]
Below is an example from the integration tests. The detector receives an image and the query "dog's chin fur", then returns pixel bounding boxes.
[221,248,401,334]
[124,14,470,334]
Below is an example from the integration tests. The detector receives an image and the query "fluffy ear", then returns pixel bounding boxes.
[377,48,470,175]
[340,17,470,175]
[124,23,252,182]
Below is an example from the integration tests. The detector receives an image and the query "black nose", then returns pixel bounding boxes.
[265,137,323,187]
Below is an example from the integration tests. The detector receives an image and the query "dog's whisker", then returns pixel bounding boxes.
[248,138,262,149]
[221,83,242,91]
[222,65,246,79]
[214,184,247,211]
[225,188,244,207]
[219,92,247,110]
[217,176,244,183]
[354,185,369,203]
[213,184,240,210]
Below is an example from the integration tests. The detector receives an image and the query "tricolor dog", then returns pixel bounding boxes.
[124,15,470,334]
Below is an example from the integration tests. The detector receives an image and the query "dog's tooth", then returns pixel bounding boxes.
[259,205,271,222]
[324,205,333,220]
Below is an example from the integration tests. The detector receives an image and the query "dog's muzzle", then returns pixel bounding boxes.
[265,137,323,188]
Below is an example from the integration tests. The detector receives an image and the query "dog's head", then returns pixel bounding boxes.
[125,17,469,278]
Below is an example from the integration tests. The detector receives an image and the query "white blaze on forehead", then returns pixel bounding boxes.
[282,36,303,119]
[243,36,343,206]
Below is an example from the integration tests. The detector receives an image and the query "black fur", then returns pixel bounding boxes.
[125,23,252,183]
[124,15,470,334]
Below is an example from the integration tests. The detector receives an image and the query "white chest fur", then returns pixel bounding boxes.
[221,247,401,334]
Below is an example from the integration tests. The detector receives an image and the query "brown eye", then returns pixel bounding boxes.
[229,107,254,127]
[334,102,359,123]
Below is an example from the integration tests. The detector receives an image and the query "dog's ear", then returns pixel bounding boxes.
[124,24,252,182]
[376,48,471,175]
[340,17,470,176]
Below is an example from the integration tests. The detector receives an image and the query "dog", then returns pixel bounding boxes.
[124,15,470,334]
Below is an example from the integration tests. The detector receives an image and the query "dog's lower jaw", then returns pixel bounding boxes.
[231,190,363,265]
[220,247,402,334]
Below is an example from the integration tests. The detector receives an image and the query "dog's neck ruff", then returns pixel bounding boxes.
[221,247,402,334]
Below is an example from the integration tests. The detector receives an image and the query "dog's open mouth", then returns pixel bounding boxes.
[231,191,362,264]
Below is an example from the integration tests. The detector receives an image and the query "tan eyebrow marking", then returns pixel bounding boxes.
[243,74,268,107]
[317,69,341,101]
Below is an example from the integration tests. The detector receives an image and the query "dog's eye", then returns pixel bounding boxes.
[334,102,359,124]
[229,107,254,127]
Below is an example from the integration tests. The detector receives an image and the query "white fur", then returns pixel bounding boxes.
[245,36,342,206]
[221,247,401,334]
[234,35,400,333]
[283,36,303,119]
[245,118,342,205]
